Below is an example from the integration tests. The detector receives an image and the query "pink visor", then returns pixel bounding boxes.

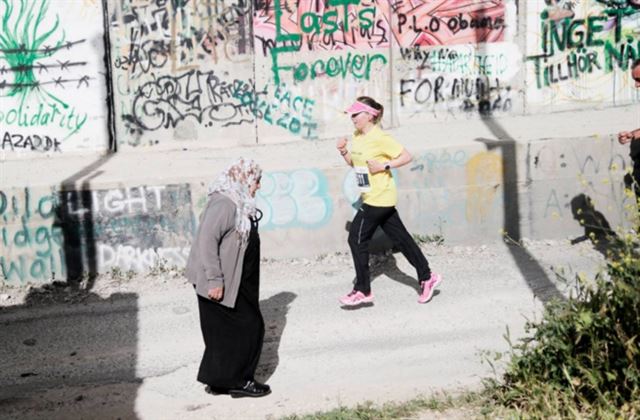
[345,101,380,117]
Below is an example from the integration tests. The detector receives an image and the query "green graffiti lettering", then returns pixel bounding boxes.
[271,46,297,85]
[323,10,339,34]
[294,62,310,82]
[13,218,31,247]
[549,19,568,55]
[292,96,304,113]
[605,40,624,71]
[568,19,585,49]
[311,59,325,78]
[327,0,360,32]
[358,8,375,30]
[289,117,301,134]
[302,99,315,120]
[0,191,6,216]
[606,8,627,43]
[1,256,26,282]
[34,226,52,258]
[301,12,321,34]
[30,259,46,279]
[586,15,607,47]
[275,0,302,43]
[365,53,388,78]
[326,57,340,77]
[37,195,55,219]
[351,54,366,78]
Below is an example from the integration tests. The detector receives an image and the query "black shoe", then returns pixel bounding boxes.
[228,380,271,398]
[204,385,229,395]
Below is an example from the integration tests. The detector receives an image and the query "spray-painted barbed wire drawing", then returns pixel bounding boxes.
[0,0,90,109]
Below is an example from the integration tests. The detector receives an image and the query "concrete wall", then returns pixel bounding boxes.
[2,0,640,284]
[2,0,639,153]
[0,0,110,156]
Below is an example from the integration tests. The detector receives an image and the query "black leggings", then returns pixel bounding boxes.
[348,204,431,294]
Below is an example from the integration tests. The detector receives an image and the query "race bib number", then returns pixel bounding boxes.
[354,166,371,193]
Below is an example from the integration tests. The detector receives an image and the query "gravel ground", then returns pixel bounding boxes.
[0,238,607,420]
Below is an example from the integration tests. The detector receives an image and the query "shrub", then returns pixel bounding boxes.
[485,232,640,418]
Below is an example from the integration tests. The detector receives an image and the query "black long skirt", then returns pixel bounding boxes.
[196,220,264,389]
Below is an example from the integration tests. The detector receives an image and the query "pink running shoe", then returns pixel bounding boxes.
[418,273,442,304]
[339,290,374,306]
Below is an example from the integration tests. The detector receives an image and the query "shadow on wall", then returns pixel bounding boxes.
[0,155,141,419]
[475,133,563,304]
[569,193,621,258]
[470,7,563,304]
[256,291,297,383]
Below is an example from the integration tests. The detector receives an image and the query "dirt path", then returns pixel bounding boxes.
[0,240,604,419]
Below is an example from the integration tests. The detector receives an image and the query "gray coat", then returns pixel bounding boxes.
[185,193,248,308]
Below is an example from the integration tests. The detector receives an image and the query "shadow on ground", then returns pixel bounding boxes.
[256,291,297,383]
[0,155,140,419]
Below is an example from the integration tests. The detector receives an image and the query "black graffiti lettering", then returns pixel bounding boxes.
[415,78,433,104]
[434,76,445,103]
[400,76,512,116]
[400,46,459,70]
[13,134,24,148]
[374,20,389,45]
[114,29,170,75]
[126,70,255,131]
[399,78,415,106]
[397,13,408,33]
[2,131,14,151]
[429,16,440,32]
[1,131,61,152]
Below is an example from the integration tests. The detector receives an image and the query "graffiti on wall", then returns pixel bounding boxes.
[254,0,391,54]
[0,187,64,283]
[531,139,631,220]
[399,45,510,76]
[341,148,502,232]
[257,169,333,229]
[399,74,514,116]
[109,0,256,146]
[122,69,256,133]
[255,0,506,53]
[391,1,516,120]
[526,0,640,96]
[107,0,518,145]
[1,184,194,284]
[258,0,506,85]
[396,149,499,228]
[256,0,388,85]
[110,0,252,77]
[391,0,506,47]
[234,81,319,139]
[0,0,106,153]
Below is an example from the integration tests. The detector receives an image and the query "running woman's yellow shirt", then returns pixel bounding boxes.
[350,125,404,207]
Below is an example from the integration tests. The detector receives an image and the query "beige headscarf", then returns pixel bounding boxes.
[208,158,262,244]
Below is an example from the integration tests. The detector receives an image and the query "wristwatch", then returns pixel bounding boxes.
[384,162,391,171]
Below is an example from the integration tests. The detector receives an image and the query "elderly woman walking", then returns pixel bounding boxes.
[185,158,270,398]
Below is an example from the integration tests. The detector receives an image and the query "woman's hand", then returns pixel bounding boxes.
[618,131,633,145]
[367,160,386,174]
[336,137,348,153]
[208,286,224,301]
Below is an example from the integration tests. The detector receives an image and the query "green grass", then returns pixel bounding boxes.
[280,393,482,420]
